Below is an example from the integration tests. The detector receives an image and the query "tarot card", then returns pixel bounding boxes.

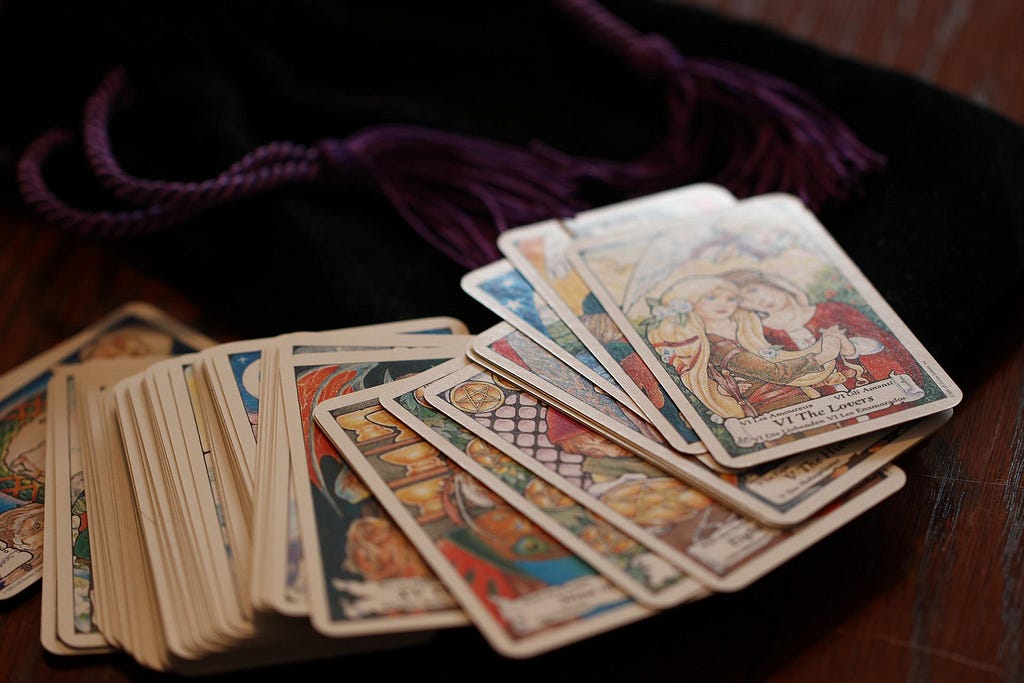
[567,194,963,469]
[498,187,737,453]
[161,356,256,644]
[424,363,909,591]
[498,220,705,455]
[143,365,236,652]
[40,367,110,656]
[197,342,260,501]
[204,337,272,503]
[50,360,162,653]
[562,183,738,238]
[80,372,171,669]
[41,370,88,655]
[469,323,946,527]
[461,259,638,412]
[468,322,678,457]
[285,330,474,355]
[375,357,708,609]
[318,316,469,336]
[248,332,471,617]
[0,301,214,600]
[141,362,235,651]
[41,420,74,654]
[41,498,84,654]
[275,346,472,636]
[189,362,256,612]
[113,375,202,661]
[707,408,951,526]
[249,344,300,616]
[313,379,659,658]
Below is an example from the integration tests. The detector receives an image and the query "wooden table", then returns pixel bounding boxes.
[1,2,1021,681]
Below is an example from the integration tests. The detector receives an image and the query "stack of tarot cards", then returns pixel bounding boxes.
[30,309,473,672]
[9,184,960,672]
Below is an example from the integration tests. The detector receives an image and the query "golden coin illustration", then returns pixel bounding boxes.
[523,478,575,510]
[580,523,636,555]
[449,381,504,413]
[600,478,710,526]
[466,437,504,467]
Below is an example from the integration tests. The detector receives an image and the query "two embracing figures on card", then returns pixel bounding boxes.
[643,268,921,421]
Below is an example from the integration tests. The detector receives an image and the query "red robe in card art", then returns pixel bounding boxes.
[761,301,924,393]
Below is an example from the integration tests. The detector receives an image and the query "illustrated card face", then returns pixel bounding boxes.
[314,382,655,658]
[461,259,637,412]
[45,370,95,647]
[50,360,161,653]
[376,358,706,610]
[469,322,682,458]
[562,183,738,238]
[42,366,111,655]
[249,333,471,616]
[567,194,962,468]
[206,340,264,490]
[424,363,909,591]
[0,302,214,601]
[497,186,737,453]
[471,324,950,528]
[498,222,704,455]
[277,348,471,636]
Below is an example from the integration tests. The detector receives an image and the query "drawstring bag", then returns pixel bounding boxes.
[1,0,1021,390]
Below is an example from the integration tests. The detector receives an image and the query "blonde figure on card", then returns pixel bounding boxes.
[640,275,851,420]
[723,269,925,392]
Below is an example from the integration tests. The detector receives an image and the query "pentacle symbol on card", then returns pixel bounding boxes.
[449,382,504,413]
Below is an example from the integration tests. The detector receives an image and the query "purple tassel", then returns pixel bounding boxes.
[551,0,885,209]
[316,128,590,268]
[16,1,886,268]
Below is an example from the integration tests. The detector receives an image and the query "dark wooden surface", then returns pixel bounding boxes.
[1,2,1022,682]
[687,0,1024,127]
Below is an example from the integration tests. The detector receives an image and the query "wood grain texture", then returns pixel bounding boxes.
[0,2,1021,682]
[683,0,1024,126]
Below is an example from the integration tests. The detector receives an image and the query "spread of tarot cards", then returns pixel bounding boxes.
[3,184,958,672]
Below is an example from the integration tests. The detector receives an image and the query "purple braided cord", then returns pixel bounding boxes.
[82,67,322,208]
[554,0,680,78]
[16,129,201,237]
